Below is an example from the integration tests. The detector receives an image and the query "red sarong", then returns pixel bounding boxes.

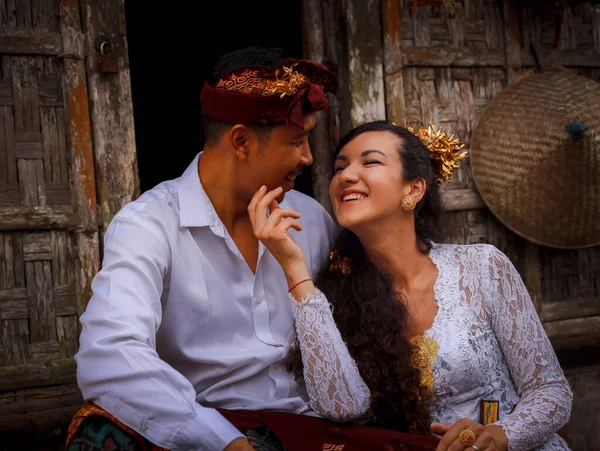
[66,402,440,450]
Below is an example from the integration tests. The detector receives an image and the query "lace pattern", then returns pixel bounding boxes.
[290,289,371,421]
[426,244,573,451]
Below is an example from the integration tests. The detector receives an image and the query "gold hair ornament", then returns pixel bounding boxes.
[329,250,352,275]
[403,123,468,185]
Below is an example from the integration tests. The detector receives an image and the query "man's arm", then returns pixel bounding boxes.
[76,214,244,451]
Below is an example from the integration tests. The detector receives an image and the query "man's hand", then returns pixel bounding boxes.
[223,437,256,451]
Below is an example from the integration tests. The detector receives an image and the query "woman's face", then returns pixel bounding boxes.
[329,131,412,231]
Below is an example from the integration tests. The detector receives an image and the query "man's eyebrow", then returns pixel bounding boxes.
[292,126,315,140]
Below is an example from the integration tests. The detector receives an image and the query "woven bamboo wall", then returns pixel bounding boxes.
[0,0,102,434]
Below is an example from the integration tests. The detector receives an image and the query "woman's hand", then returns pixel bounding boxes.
[431,419,508,451]
[248,185,307,276]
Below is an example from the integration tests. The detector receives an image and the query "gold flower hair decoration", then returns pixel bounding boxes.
[263,63,309,99]
[404,123,468,184]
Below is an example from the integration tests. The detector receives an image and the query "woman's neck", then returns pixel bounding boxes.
[357,217,431,290]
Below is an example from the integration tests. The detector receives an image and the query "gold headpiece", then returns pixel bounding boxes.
[404,123,468,184]
[215,63,309,99]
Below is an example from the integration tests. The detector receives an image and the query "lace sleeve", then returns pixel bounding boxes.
[485,247,573,451]
[290,289,371,421]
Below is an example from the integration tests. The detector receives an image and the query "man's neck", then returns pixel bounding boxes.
[198,146,250,230]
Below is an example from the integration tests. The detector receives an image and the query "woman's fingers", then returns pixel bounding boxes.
[248,186,282,231]
[436,419,483,451]
[275,218,303,235]
[467,428,496,451]
[431,423,453,435]
[261,208,301,234]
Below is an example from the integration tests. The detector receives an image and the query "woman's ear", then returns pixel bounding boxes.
[409,177,427,203]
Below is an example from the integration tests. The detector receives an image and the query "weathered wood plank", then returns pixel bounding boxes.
[0,403,81,434]
[0,108,7,184]
[0,384,81,417]
[60,0,101,317]
[382,0,406,125]
[17,159,37,206]
[402,46,506,67]
[544,316,600,341]
[16,0,32,30]
[0,286,76,319]
[302,0,331,212]
[13,232,25,288]
[51,230,66,285]
[523,241,543,314]
[441,189,485,211]
[56,107,68,182]
[0,288,28,319]
[346,0,386,126]
[30,340,60,361]
[0,358,76,391]
[60,1,98,232]
[80,0,140,233]
[0,31,62,55]
[5,0,17,28]
[4,106,17,183]
[0,318,30,365]
[74,233,99,315]
[54,285,76,315]
[11,57,24,133]
[542,299,600,323]
[502,0,521,84]
[56,314,78,357]
[521,48,600,68]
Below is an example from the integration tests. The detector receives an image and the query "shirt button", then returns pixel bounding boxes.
[256,297,263,304]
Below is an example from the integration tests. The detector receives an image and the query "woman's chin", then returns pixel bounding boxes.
[337,215,369,232]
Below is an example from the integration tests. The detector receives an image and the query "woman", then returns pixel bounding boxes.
[248,121,573,451]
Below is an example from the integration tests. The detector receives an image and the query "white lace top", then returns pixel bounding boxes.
[292,243,573,451]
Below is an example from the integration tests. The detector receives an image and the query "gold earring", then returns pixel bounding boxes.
[401,194,416,211]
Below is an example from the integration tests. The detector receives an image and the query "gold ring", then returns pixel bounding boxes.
[458,429,476,447]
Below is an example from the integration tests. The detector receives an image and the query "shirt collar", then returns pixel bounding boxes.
[178,152,220,228]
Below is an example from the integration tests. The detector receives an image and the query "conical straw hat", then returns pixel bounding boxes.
[470,67,600,249]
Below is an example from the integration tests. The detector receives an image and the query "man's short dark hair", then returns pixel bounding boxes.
[201,46,288,147]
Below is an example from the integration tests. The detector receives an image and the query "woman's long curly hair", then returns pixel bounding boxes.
[285,121,443,433]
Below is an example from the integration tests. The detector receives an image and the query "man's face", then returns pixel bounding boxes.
[245,113,317,202]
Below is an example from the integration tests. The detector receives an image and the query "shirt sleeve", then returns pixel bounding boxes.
[75,215,243,451]
[290,289,371,421]
[484,246,573,451]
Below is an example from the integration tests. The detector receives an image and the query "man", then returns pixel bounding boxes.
[66,46,338,450]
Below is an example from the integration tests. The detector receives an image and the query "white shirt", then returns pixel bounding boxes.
[75,153,338,451]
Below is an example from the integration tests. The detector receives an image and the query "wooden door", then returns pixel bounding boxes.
[0,0,100,430]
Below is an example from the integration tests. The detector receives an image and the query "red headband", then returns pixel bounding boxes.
[200,59,337,133]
